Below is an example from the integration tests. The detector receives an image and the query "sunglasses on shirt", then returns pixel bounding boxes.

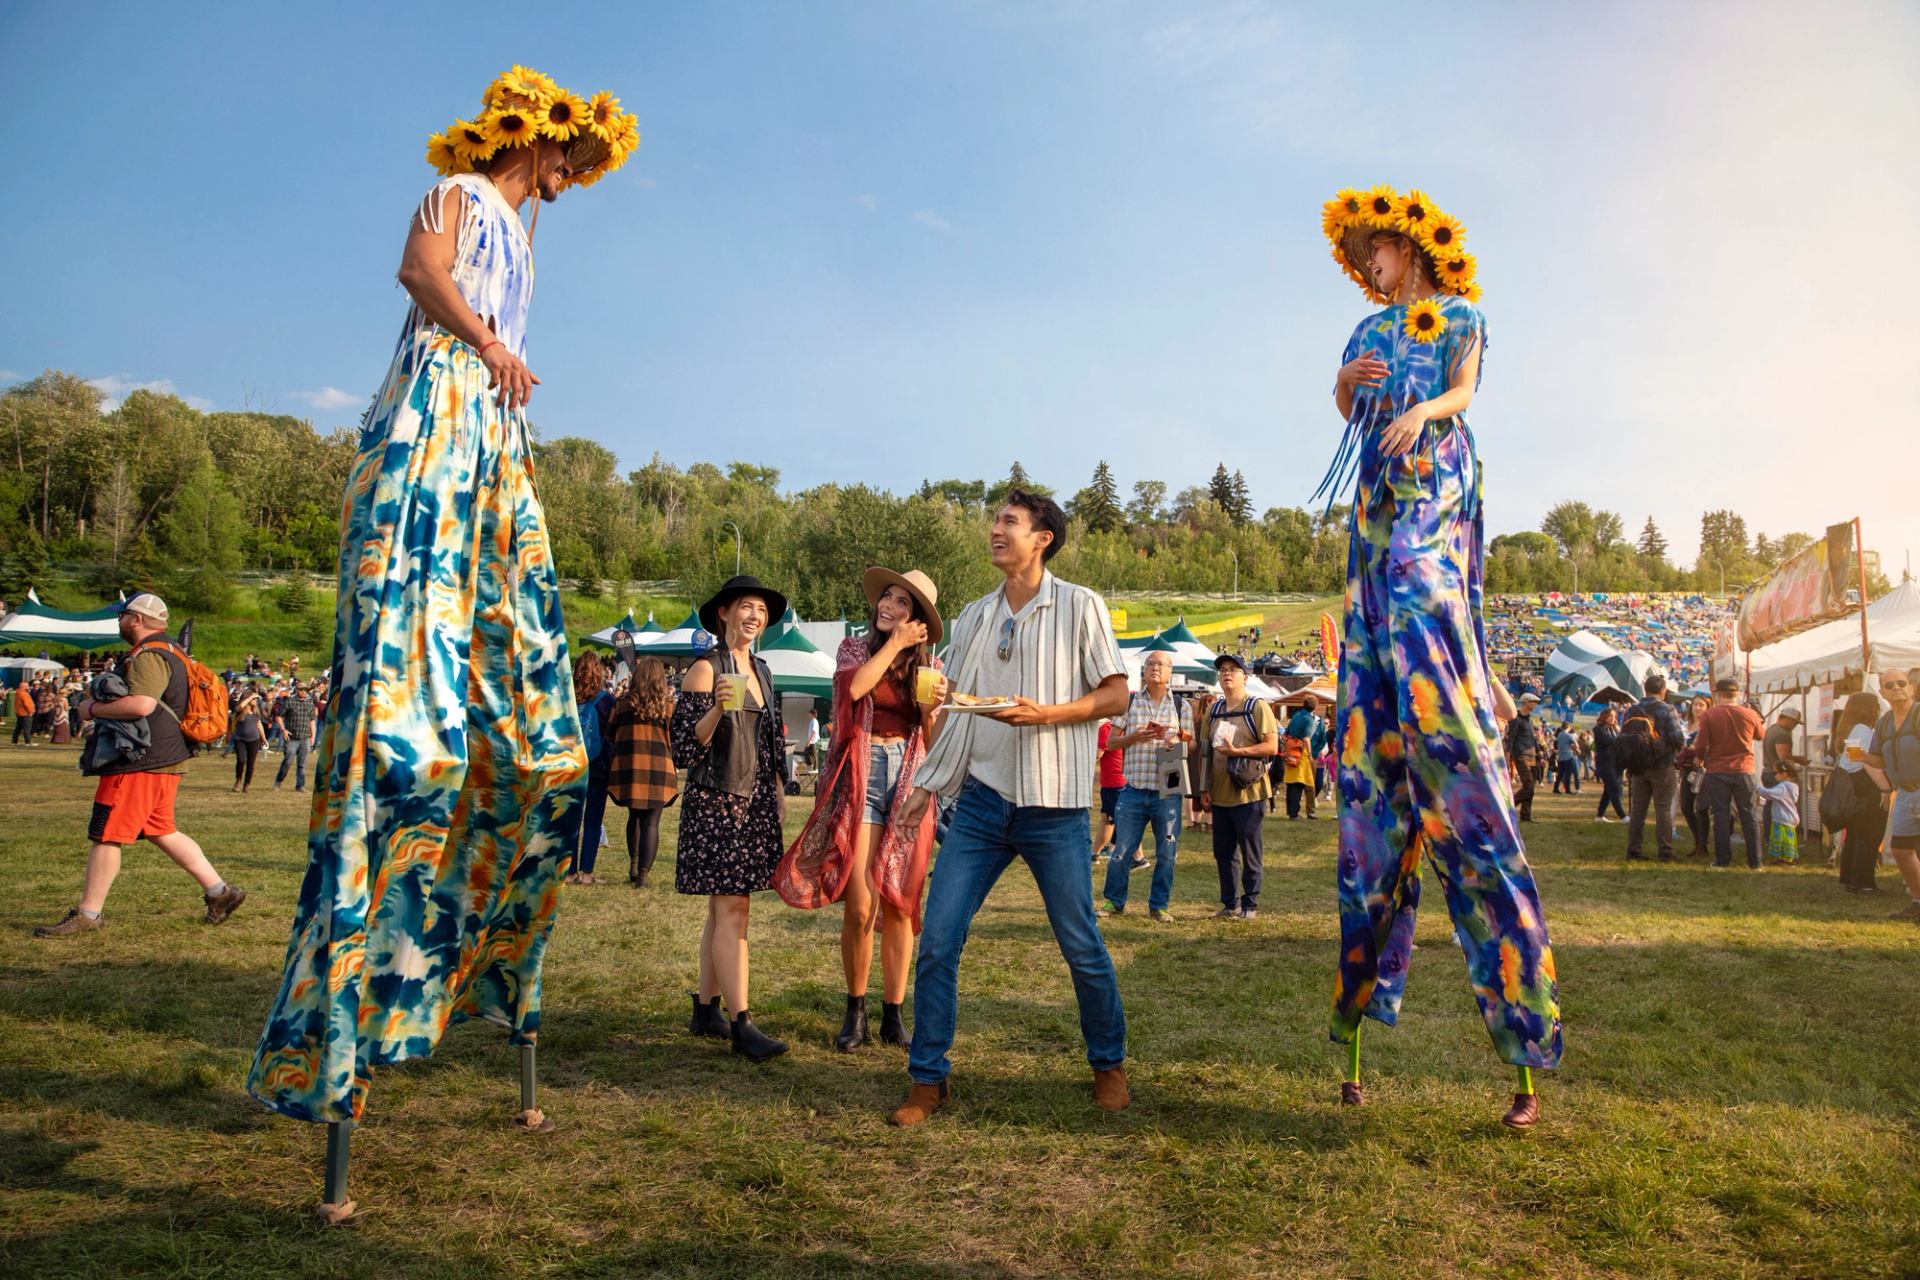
[997,616,1016,661]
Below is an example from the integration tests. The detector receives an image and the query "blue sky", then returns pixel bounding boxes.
[4,1,1916,571]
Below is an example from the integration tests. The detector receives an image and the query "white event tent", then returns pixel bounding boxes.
[1745,578,1920,695]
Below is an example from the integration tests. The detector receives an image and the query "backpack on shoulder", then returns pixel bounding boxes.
[131,639,230,749]
[1611,708,1664,776]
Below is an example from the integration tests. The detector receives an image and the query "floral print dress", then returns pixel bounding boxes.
[670,664,786,896]
[1316,295,1563,1071]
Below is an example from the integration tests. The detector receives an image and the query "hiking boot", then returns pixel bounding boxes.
[1093,1066,1130,1111]
[1502,1092,1540,1129]
[1211,906,1241,920]
[203,884,247,925]
[1149,908,1173,923]
[888,1079,949,1126]
[33,908,102,938]
[729,1011,788,1063]
[1892,900,1920,922]
[879,1001,908,1046]
[1340,1081,1365,1106]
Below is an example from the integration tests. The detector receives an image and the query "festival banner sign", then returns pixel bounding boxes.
[1319,612,1340,675]
[1736,521,1856,651]
[1709,617,1741,686]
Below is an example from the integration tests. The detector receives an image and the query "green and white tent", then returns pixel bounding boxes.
[757,626,836,699]
[0,592,124,651]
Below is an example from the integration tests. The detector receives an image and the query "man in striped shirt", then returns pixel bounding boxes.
[887,489,1131,1127]
[1099,651,1194,921]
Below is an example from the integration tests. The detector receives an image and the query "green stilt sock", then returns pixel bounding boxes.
[1345,1025,1362,1085]
[1515,1065,1534,1096]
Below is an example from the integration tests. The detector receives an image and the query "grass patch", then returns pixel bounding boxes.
[0,749,1915,1278]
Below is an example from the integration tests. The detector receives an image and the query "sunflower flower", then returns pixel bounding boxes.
[1417,211,1466,254]
[483,105,539,149]
[586,90,624,142]
[425,132,461,176]
[1437,249,1478,292]
[1402,298,1447,343]
[447,119,494,166]
[537,90,591,141]
[1394,188,1437,238]
[1361,183,1399,227]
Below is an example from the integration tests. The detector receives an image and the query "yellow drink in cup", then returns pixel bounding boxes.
[1846,743,1864,763]
[719,673,748,712]
[915,667,941,706]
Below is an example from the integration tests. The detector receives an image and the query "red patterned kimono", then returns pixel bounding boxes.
[774,636,941,930]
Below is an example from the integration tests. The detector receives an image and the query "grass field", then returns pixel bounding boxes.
[2,745,1916,1279]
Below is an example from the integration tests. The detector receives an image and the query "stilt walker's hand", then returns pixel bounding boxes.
[480,343,541,411]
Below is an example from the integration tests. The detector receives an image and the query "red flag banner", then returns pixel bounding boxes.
[1319,612,1340,676]
[1736,521,1856,651]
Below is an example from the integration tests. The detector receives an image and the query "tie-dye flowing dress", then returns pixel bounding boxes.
[248,174,588,1124]
[1314,295,1563,1070]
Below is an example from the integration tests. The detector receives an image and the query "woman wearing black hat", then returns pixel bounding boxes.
[671,575,791,1061]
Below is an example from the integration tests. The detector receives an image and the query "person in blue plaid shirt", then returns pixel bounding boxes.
[1099,651,1194,921]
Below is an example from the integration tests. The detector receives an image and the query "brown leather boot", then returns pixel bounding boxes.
[1340,1081,1364,1106]
[888,1079,949,1127]
[1093,1066,1130,1111]
[1502,1092,1539,1129]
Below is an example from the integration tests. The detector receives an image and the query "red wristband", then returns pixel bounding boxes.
[476,339,503,358]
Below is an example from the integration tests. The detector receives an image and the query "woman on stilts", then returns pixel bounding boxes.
[1313,185,1563,1128]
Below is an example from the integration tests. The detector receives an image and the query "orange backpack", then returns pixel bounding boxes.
[131,639,229,747]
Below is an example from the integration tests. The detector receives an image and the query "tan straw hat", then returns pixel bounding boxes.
[861,567,942,644]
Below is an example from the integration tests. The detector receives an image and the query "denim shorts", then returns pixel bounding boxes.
[865,739,907,825]
[1891,788,1920,844]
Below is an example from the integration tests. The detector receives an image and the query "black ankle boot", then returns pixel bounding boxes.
[689,993,730,1038]
[834,995,870,1052]
[730,1011,788,1063]
[880,1001,908,1046]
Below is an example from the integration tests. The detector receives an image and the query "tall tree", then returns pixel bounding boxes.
[1207,463,1234,512]
[1068,460,1123,533]
[1541,500,1599,558]
[1227,470,1253,526]
[1636,516,1668,561]
[1128,479,1167,525]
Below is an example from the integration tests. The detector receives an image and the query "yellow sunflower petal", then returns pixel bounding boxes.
[1402,298,1447,343]
[586,90,624,142]
[447,119,495,165]
[1436,248,1478,292]
[425,133,464,176]
[1394,188,1437,237]
[482,104,539,149]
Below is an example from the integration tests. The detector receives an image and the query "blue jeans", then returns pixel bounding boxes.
[1100,786,1182,912]
[909,777,1127,1083]
[276,736,312,789]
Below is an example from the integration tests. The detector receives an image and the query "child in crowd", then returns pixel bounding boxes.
[1755,760,1800,865]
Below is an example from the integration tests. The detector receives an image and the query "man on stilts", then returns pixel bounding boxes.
[246,67,640,1218]
[1313,185,1562,1128]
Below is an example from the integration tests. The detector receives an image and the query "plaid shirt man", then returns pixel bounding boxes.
[278,691,318,743]
[1113,690,1193,791]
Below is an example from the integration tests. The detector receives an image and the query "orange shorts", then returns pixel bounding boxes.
[89,772,182,845]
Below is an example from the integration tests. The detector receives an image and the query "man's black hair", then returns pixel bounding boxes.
[1644,672,1668,695]
[1001,487,1067,562]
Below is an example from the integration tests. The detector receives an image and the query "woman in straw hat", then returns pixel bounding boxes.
[1313,186,1561,1129]
[776,568,948,1052]
[673,575,793,1062]
[248,68,640,1127]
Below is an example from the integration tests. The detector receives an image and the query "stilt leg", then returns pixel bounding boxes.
[1515,1065,1534,1096]
[315,1120,357,1224]
[1339,1025,1364,1106]
[512,1042,555,1133]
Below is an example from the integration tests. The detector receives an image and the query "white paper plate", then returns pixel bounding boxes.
[945,701,1018,714]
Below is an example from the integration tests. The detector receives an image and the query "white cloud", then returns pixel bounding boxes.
[913,209,957,234]
[87,374,213,412]
[0,369,22,383]
[291,386,363,412]
[855,193,877,212]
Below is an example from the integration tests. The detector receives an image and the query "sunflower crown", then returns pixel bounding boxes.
[425,65,640,193]
[1320,184,1480,305]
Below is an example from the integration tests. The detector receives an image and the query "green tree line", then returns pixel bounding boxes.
[0,370,1839,617]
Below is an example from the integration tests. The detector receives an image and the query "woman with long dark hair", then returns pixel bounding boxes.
[1314,184,1560,1127]
[1591,706,1626,821]
[776,568,947,1051]
[607,656,678,887]
[568,652,616,886]
[1676,694,1710,857]
[231,693,266,793]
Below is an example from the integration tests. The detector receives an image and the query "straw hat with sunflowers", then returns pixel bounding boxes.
[1321,185,1480,308]
[425,66,640,195]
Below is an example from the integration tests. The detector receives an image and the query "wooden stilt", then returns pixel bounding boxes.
[315,1120,357,1224]
[511,1042,554,1133]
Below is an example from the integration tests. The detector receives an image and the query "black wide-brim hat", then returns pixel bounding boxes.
[698,575,789,637]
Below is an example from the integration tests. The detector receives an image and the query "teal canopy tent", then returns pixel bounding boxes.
[0,594,124,651]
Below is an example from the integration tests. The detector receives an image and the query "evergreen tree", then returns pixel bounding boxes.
[1069,461,1124,533]
[1228,470,1253,526]
[297,606,330,652]
[1636,517,1668,561]
[1008,461,1030,488]
[1207,463,1234,512]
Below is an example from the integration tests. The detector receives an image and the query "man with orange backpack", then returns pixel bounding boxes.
[1616,672,1688,862]
[33,593,246,937]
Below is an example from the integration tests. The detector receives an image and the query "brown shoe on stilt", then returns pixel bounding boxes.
[203,884,247,925]
[1093,1066,1130,1111]
[1340,1081,1364,1106]
[1501,1092,1539,1129]
[888,1079,949,1127]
